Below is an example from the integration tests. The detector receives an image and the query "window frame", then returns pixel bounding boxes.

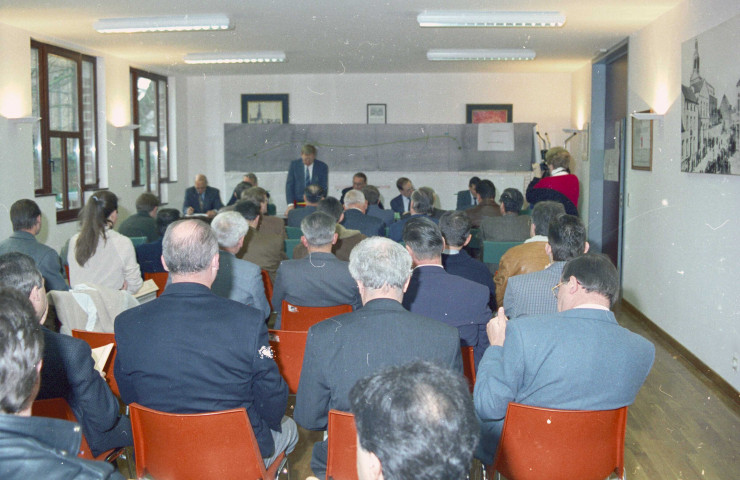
[32,40,100,223]
[131,68,170,197]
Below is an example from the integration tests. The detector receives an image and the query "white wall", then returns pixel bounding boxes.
[0,22,187,251]
[177,72,573,212]
[624,0,740,389]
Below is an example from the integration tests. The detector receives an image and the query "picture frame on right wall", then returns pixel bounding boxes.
[631,111,653,171]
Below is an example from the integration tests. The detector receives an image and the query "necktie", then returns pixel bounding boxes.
[199,193,205,211]
[305,166,311,186]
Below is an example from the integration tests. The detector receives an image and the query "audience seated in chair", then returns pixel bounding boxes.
[341,189,386,237]
[235,200,287,283]
[465,179,501,228]
[480,188,530,243]
[287,184,325,228]
[293,197,366,262]
[117,192,160,243]
[136,208,180,275]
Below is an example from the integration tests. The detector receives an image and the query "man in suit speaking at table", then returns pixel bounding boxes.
[286,144,328,206]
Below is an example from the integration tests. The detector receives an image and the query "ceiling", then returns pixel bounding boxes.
[0,0,680,76]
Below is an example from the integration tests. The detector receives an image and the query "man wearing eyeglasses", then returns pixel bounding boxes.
[473,253,655,465]
[503,214,588,319]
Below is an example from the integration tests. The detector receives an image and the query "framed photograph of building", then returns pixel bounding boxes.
[466,104,513,124]
[680,15,739,175]
[367,104,387,124]
[241,94,289,124]
[631,111,653,171]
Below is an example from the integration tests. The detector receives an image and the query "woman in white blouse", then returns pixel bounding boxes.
[68,191,143,294]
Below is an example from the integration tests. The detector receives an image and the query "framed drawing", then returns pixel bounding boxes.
[631,111,653,171]
[466,104,513,124]
[367,104,387,124]
[241,94,289,124]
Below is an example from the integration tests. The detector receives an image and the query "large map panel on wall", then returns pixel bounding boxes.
[680,14,740,175]
[224,123,537,173]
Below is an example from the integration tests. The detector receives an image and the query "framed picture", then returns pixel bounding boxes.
[466,104,513,124]
[631,111,653,171]
[241,94,289,124]
[367,104,387,124]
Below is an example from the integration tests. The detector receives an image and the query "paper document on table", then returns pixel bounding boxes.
[478,123,515,151]
[91,343,114,374]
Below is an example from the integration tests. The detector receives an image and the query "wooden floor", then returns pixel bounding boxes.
[116,304,739,479]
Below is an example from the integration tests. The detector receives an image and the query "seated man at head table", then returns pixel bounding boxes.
[0,252,132,461]
[0,287,126,479]
[294,236,462,479]
[350,361,479,480]
[474,253,655,464]
[456,176,481,211]
[182,173,223,219]
[114,219,297,467]
[389,176,414,215]
[272,211,361,329]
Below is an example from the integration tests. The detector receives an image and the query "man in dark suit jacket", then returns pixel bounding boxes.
[0,199,68,291]
[474,253,655,464]
[285,144,329,205]
[115,219,297,465]
[286,184,324,228]
[402,217,492,367]
[118,192,160,243]
[363,185,395,227]
[440,211,496,311]
[272,212,361,328]
[388,190,438,242]
[295,236,462,478]
[456,176,481,211]
[136,208,180,275]
[0,252,131,457]
[182,174,223,218]
[341,189,385,237]
[389,176,414,214]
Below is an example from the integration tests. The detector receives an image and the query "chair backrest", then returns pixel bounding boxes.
[280,301,353,331]
[490,403,628,480]
[71,329,120,398]
[284,238,300,259]
[468,228,482,250]
[130,236,148,247]
[268,329,308,394]
[461,346,476,393]
[482,241,523,266]
[261,269,274,311]
[129,403,284,480]
[326,410,358,480]
[32,398,106,461]
[143,271,168,297]
[285,226,303,239]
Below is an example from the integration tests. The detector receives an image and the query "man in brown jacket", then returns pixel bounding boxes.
[466,179,500,228]
[493,201,565,306]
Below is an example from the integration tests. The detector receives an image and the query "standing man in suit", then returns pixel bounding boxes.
[182,174,223,218]
[234,201,287,282]
[505,214,588,319]
[0,252,132,457]
[402,217,492,367]
[440,211,496,311]
[480,188,530,242]
[363,185,394,227]
[286,144,328,206]
[0,199,68,292]
[115,219,297,466]
[341,190,385,237]
[474,253,655,463]
[389,177,414,215]
[272,212,361,328]
[210,212,271,320]
[295,237,463,479]
[456,176,481,211]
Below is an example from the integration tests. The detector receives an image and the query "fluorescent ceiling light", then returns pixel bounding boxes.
[427,49,535,61]
[94,14,232,33]
[418,11,565,28]
[183,52,287,64]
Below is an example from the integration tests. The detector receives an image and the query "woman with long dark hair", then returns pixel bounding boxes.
[68,191,142,293]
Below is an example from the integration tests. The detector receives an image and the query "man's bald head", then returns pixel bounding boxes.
[194,174,208,194]
[162,219,218,274]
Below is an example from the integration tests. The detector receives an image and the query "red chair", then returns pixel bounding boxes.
[268,329,308,394]
[488,403,629,480]
[71,329,120,398]
[129,402,285,480]
[262,269,274,311]
[326,410,358,480]
[32,398,123,462]
[461,346,476,393]
[143,271,168,297]
[280,301,352,331]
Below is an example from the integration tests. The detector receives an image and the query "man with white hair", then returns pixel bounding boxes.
[115,219,297,467]
[210,212,271,320]
[341,189,385,237]
[295,236,462,479]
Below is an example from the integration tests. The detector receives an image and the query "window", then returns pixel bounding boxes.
[131,68,169,196]
[31,40,99,223]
